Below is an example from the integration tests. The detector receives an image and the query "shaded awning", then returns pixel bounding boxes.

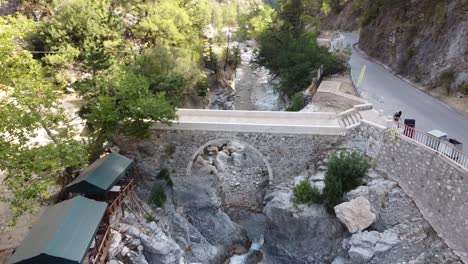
[9,196,107,264]
[65,152,133,195]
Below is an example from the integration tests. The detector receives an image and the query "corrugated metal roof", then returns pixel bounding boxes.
[9,196,107,264]
[65,153,133,195]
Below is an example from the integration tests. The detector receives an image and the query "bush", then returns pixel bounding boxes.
[164,143,176,156]
[157,168,173,187]
[293,180,322,205]
[287,92,305,111]
[463,83,468,93]
[434,2,447,24]
[323,151,370,210]
[150,184,166,208]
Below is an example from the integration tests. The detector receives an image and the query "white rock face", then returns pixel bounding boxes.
[346,230,400,263]
[334,197,376,233]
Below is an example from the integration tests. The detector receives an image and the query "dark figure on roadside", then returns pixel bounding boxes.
[393,111,402,122]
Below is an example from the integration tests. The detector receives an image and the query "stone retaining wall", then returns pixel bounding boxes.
[355,122,468,263]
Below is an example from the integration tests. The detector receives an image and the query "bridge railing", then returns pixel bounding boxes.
[392,122,468,170]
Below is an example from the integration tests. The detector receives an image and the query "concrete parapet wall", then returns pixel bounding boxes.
[177,109,337,119]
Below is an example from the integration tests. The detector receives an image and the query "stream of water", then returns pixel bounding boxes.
[229,213,266,264]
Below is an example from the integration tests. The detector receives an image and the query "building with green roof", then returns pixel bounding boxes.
[9,196,107,264]
[65,153,133,195]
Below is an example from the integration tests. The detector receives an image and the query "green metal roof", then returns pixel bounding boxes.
[9,196,107,264]
[65,153,133,195]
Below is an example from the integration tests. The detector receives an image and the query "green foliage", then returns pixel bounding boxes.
[463,83,468,93]
[164,144,176,156]
[352,0,384,25]
[150,184,166,208]
[251,0,345,97]
[30,0,124,74]
[434,2,447,24]
[256,30,344,97]
[287,92,305,111]
[439,69,455,82]
[293,180,322,205]
[322,151,370,210]
[135,46,207,105]
[133,0,192,46]
[145,215,157,223]
[321,0,348,15]
[157,168,173,187]
[0,16,87,223]
[77,66,176,161]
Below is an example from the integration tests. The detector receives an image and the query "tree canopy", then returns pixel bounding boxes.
[0,0,243,222]
[250,0,345,97]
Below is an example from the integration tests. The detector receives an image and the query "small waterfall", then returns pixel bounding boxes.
[229,213,266,264]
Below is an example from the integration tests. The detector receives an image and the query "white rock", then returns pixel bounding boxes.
[121,246,130,257]
[334,197,376,233]
[109,230,123,257]
[311,181,325,193]
[294,175,307,186]
[331,256,348,264]
[374,230,399,253]
[348,246,374,263]
[231,152,243,166]
[349,231,380,248]
[137,245,144,252]
[309,171,326,181]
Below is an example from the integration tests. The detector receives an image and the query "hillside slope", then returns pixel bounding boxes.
[359,0,467,94]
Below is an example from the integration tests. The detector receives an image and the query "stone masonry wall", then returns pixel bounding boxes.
[119,129,343,184]
[353,122,468,263]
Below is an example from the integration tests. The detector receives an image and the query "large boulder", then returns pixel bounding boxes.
[346,178,398,214]
[334,197,376,233]
[125,222,185,264]
[345,230,400,264]
[263,188,346,263]
[172,174,248,254]
[127,251,149,264]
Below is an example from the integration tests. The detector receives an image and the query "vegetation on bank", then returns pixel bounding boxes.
[293,151,370,211]
[241,0,346,98]
[0,0,244,223]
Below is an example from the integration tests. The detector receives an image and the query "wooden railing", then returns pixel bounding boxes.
[94,178,135,263]
[106,178,135,218]
[392,122,468,170]
[94,226,112,264]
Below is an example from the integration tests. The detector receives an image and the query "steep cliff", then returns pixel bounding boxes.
[359,0,467,93]
[320,2,360,32]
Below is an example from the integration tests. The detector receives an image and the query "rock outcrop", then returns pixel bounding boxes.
[334,197,376,233]
[359,0,467,93]
[263,186,347,263]
[334,171,462,264]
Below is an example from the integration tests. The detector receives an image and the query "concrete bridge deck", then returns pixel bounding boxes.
[154,109,343,135]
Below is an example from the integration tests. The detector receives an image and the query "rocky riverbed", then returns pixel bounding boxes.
[107,145,461,264]
[209,40,285,111]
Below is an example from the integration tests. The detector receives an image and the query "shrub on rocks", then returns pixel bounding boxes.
[150,184,166,208]
[323,151,370,210]
[157,168,173,187]
[293,180,322,205]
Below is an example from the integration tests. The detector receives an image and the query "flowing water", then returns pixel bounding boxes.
[229,213,266,264]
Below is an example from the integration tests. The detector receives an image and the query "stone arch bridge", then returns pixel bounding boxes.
[128,109,375,184]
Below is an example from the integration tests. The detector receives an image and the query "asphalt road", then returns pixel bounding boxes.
[332,32,468,151]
